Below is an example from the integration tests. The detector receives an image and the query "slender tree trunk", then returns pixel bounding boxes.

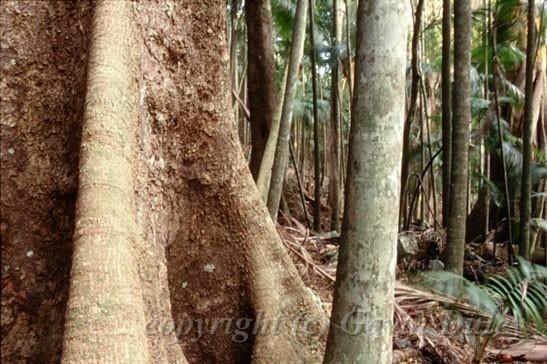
[256,63,288,200]
[328,0,343,232]
[62,1,150,362]
[323,1,409,362]
[308,0,322,232]
[400,0,425,228]
[519,0,536,260]
[442,0,452,228]
[492,17,514,258]
[246,0,277,180]
[230,0,239,124]
[444,0,472,275]
[266,0,308,220]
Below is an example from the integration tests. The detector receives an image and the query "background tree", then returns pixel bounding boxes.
[266,0,309,219]
[445,0,472,275]
[328,0,343,232]
[246,0,277,180]
[442,0,453,227]
[519,0,536,260]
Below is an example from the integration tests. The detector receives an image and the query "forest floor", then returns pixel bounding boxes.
[277,215,547,364]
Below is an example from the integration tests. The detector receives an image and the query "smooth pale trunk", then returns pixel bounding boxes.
[323,1,409,363]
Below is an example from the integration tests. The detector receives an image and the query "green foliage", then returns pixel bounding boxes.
[422,257,547,334]
[530,218,547,232]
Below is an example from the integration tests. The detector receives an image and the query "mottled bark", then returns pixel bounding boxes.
[442,0,453,227]
[246,0,277,180]
[323,1,409,362]
[444,0,472,275]
[266,0,308,219]
[519,0,536,260]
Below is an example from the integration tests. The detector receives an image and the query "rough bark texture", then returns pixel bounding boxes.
[445,0,471,275]
[323,1,409,362]
[246,0,276,180]
[1,2,91,362]
[266,0,308,219]
[441,0,452,227]
[1,0,325,363]
[518,0,535,260]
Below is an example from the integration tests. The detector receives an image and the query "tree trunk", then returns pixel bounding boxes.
[323,1,409,362]
[328,0,343,232]
[442,0,453,227]
[400,0,425,228]
[0,1,92,362]
[266,0,308,220]
[519,0,536,260]
[444,0,472,275]
[246,0,277,180]
[308,0,322,232]
[1,1,325,363]
[230,0,239,127]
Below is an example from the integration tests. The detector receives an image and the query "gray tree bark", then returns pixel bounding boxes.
[323,1,409,362]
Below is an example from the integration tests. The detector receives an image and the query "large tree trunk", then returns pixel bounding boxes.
[246,0,277,180]
[323,0,409,362]
[1,1,325,363]
[444,0,472,275]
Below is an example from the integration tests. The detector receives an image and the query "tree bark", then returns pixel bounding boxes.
[444,0,472,275]
[1,1,325,363]
[0,1,92,362]
[323,1,409,362]
[62,1,150,362]
[246,0,277,180]
[519,0,536,260]
[442,0,453,227]
[266,0,308,220]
